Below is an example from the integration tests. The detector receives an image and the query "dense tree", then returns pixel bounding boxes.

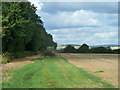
[62,44,118,54]
[64,45,76,53]
[2,2,57,53]
[90,47,112,53]
[78,44,89,53]
[112,49,120,54]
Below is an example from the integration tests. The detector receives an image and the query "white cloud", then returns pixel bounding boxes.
[70,10,99,26]
[40,9,101,29]
[48,26,117,45]
[39,9,117,30]
[94,32,117,38]
[28,0,44,10]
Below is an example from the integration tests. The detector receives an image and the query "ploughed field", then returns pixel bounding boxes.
[58,53,118,87]
[2,55,116,88]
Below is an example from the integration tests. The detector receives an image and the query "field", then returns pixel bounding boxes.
[2,55,116,88]
[58,53,118,87]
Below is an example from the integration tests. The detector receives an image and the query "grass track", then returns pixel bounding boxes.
[2,56,115,88]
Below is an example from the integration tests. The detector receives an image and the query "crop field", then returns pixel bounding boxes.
[58,53,118,87]
[2,56,116,88]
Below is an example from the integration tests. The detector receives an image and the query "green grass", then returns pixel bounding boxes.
[2,56,115,88]
[94,71,104,73]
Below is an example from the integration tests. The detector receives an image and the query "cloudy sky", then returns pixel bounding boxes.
[28,0,118,45]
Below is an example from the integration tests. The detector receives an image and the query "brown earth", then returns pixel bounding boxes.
[58,53,118,87]
[2,54,42,75]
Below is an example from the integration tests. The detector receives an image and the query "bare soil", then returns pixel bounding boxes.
[58,53,118,87]
[2,54,42,75]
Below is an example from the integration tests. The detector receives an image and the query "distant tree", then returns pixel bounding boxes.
[112,49,120,54]
[106,47,113,53]
[64,45,76,53]
[78,44,89,53]
[90,46,112,53]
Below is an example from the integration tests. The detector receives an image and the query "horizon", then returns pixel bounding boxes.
[57,43,119,46]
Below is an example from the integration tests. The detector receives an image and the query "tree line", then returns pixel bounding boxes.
[2,2,57,55]
[63,44,120,54]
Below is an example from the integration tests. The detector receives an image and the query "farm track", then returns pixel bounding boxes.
[58,53,118,87]
[2,54,42,75]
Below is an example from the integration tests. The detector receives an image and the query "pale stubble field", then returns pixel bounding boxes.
[58,53,118,87]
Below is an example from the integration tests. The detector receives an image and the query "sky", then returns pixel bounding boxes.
[28,0,118,45]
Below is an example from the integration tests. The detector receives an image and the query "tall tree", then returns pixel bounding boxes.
[2,2,57,53]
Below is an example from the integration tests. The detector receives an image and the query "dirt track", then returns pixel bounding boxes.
[2,54,42,75]
[58,53,118,87]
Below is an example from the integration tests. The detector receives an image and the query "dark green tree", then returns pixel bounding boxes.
[90,47,112,53]
[64,45,76,53]
[78,44,89,53]
[2,2,57,53]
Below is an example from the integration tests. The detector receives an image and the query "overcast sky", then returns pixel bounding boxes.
[28,0,118,45]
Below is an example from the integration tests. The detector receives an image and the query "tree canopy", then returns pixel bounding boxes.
[64,45,76,53]
[62,44,118,54]
[2,2,57,53]
[78,44,89,53]
[90,47,112,53]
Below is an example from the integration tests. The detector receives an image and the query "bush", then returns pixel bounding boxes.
[12,51,41,58]
[2,52,13,64]
[2,51,42,64]
[12,52,26,58]
[56,49,64,53]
